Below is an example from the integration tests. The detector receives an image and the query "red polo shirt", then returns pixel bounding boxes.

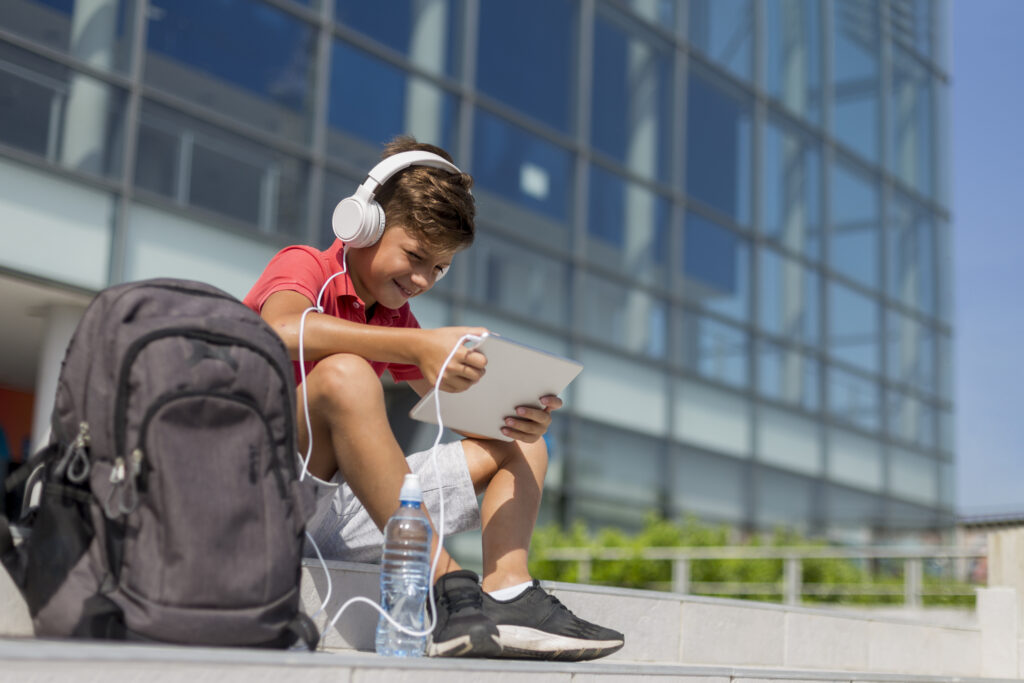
[243,240,424,385]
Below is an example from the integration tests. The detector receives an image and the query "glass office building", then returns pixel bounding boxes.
[0,0,953,543]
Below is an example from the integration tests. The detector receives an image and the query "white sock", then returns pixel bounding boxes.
[487,581,533,602]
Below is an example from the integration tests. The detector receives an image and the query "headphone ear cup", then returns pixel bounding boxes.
[333,196,385,248]
[436,265,450,282]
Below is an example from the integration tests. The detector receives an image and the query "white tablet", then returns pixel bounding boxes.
[408,333,583,441]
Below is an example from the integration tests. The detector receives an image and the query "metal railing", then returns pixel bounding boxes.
[539,546,987,608]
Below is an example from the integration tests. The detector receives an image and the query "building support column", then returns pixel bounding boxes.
[30,304,85,452]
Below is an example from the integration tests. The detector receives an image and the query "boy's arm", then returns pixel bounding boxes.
[260,290,487,392]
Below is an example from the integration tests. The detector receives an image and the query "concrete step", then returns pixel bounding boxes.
[0,637,1020,683]
[300,560,1009,679]
[3,559,1022,679]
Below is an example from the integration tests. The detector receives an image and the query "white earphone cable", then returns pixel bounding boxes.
[296,245,475,645]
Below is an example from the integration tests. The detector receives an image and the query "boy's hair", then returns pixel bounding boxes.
[375,136,475,252]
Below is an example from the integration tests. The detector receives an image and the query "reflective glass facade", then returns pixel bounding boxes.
[0,0,952,540]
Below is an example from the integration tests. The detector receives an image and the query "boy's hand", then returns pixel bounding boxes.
[418,327,489,392]
[500,395,562,443]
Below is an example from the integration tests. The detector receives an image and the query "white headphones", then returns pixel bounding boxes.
[332,151,463,282]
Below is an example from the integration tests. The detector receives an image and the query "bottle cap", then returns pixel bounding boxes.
[399,473,423,503]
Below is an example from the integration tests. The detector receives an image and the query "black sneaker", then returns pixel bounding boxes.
[426,570,502,658]
[482,581,624,661]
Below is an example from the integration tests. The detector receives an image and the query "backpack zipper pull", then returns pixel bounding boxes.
[121,448,143,515]
[54,422,91,483]
[105,456,127,519]
[67,422,92,483]
[104,450,143,518]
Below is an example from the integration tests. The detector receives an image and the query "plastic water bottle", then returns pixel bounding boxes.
[375,473,433,657]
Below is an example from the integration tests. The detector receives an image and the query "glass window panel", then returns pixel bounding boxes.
[686,71,752,225]
[939,407,953,456]
[889,46,934,197]
[761,117,822,260]
[827,365,879,432]
[755,468,814,532]
[934,81,950,205]
[145,0,316,143]
[623,0,678,28]
[581,272,667,359]
[591,10,673,182]
[135,101,307,238]
[886,390,936,449]
[829,159,880,289]
[466,232,569,328]
[885,309,935,395]
[541,413,569,491]
[889,447,938,505]
[671,447,746,523]
[683,212,750,320]
[407,291,450,330]
[888,0,935,59]
[939,461,953,508]
[334,0,463,77]
[827,280,879,373]
[937,220,952,323]
[575,421,662,507]
[828,427,883,491]
[678,311,749,389]
[757,405,822,476]
[937,332,953,402]
[886,499,936,530]
[327,40,459,163]
[586,165,670,287]
[461,309,570,359]
[673,378,751,457]
[0,42,126,179]
[576,348,667,436]
[573,497,650,532]
[759,248,819,344]
[825,485,884,533]
[477,0,575,133]
[757,340,820,411]
[887,193,936,316]
[4,0,134,74]
[472,108,574,246]
[831,0,880,162]
[764,0,822,124]
[688,0,754,82]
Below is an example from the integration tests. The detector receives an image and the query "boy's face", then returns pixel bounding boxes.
[346,225,456,310]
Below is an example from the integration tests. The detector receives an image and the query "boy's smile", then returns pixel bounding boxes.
[346,226,455,310]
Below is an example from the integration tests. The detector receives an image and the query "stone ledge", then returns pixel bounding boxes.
[1,638,1021,683]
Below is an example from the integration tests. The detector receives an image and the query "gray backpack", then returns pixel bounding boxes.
[0,278,317,648]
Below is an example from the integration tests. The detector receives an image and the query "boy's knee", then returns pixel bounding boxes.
[305,353,382,412]
[492,437,548,474]
[522,438,549,474]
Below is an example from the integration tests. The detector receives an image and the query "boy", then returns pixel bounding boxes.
[243,136,623,660]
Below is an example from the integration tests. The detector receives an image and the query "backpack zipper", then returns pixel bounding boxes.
[107,390,287,581]
[53,422,91,483]
[113,328,292,466]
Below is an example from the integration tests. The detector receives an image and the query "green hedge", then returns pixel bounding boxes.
[527,516,975,608]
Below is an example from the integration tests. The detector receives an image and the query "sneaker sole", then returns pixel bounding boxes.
[427,631,502,658]
[494,625,624,661]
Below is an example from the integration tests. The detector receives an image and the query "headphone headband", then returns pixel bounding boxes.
[333,150,464,251]
[363,150,462,195]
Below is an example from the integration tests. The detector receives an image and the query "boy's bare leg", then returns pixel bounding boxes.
[298,352,459,576]
[463,438,547,593]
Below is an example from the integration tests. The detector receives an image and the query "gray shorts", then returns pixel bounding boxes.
[299,440,481,563]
